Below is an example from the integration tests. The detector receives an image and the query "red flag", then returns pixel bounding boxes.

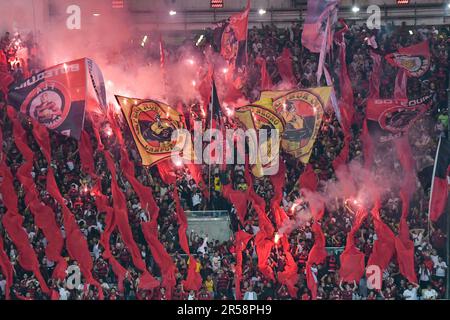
[228,0,250,41]
[141,222,177,293]
[182,256,203,291]
[104,152,152,273]
[429,137,450,222]
[0,237,13,300]
[234,230,253,300]
[222,184,248,225]
[368,201,396,271]
[332,135,351,172]
[79,130,97,176]
[339,209,368,282]
[255,232,275,281]
[0,162,50,294]
[277,236,299,298]
[298,164,318,192]
[8,108,66,280]
[395,192,417,283]
[255,56,272,90]
[368,40,382,100]
[214,0,250,77]
[335,23,355,135]
[306,223,327,299]
[276,48,296,86]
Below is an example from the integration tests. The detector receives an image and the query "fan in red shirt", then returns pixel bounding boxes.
[172,283,187,300]
[197,285,213,300]
[301,288,311,300]
[339,280,357,300]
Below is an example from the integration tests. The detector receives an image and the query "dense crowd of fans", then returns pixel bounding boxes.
[0,19,448,300]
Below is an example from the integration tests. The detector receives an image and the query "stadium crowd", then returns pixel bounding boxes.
[0,19,448,300]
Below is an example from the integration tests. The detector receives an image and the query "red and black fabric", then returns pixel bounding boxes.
[222,184,249,225]
[366,94,433,143]
[298,164,318,192]
[31,124,104,299]
[234,230,253,300]
[334,22,355,136]
[0,237,13,300]
[368,42,382,100]
[213,0,250,75]
[0,120,16,299]
[429,137,450,222]
[306,222,327,299]
[269,160,289,228]
[46,168,104,299]
[173,187,203,291]
[254,232,275,281]
[395,191,418,283]
[255,56,273,90]
[141,222,177,295]
[368,200,396,271]
[0,161,50,295]
[276,48,296,86]
[277,235,299,298]
[107,114,177,293]
[104,152,157,287]
[339,208,368,282]
[8,107,67,280]
[78,127,134,295]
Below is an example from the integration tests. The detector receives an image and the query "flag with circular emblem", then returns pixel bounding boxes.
[270,87,331,164]
[116,95,188,167]
[385,41,431,78]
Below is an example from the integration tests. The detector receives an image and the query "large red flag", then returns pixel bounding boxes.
[395,191,418,283]
[277,236,299,298]
[429,137,450,222]
[255,56,273,90]
[222,184,249,225]
[368,38,382,100]
[306,222,327,299]
[368,201,396,271]
[339,208,368,282]
[255,232,275,281]
[276,48,296,86]
[298,164,318,192]
[234,230,253,300]
[335,22,354,135]
[0,162,50,294]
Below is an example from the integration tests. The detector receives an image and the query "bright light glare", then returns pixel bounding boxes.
[352,6,360,13]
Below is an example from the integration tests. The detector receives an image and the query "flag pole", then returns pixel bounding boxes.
[428,136,442,241]
[208,78,214,203]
